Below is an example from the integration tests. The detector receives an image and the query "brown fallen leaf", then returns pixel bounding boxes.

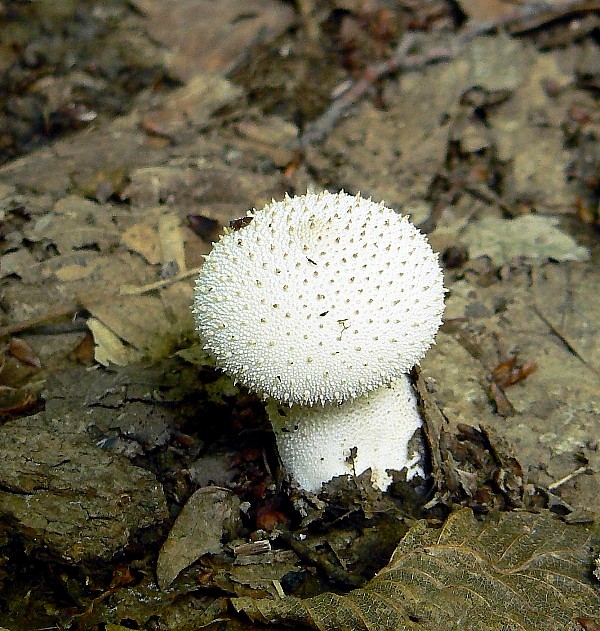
[8,338,41,368]
[121,222,161,265]
[158,211,186,274]
[156,486,241,590]
[492,356,537,388]
[188,214,221,241]
[133,0,295,81]
[139,116,175,140]
[234,509,600,630]
[109,564,139,590]
[456,0,517,22]
[0,382,44,417]
[577,617,600,631]
[254,502,291,533]
[68,330,96,365]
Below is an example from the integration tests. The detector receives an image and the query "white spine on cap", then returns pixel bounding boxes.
[193,191,445,405]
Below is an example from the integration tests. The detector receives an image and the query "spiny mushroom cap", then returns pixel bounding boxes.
[267,375,423,492]
[193,191,444,405]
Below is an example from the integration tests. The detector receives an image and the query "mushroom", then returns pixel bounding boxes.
[266,375,423,492]
[193,191,445,492]
[193,191,444,406]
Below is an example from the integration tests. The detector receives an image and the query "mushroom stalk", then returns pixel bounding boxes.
[266,376,423,492]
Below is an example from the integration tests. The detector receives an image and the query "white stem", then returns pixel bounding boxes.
[267,375,424,492]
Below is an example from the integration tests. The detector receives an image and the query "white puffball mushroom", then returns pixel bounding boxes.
[193,191,445,406]
[266,375,423,492]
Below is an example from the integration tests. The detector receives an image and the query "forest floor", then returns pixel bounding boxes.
[0,1,599,629]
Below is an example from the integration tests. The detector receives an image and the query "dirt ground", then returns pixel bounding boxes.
[0,1,599,630]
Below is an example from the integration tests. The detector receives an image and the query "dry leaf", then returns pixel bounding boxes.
[156,486,241,590]
[68,331,96,364]
[121,223,161,265]
[133,0,295,81]
[460,215,590,265]
[86,317,145,367]
[8,338,41,368]
[0,249,38,283]
[234,509,600,630]
[212,550,300,599]
[0,382,44,416]
[84,285,194,366]
[54,262,97,282]
[158,212,186,273]
[456,0,518,22]
[143,74,244,137]
[34,195,121,254]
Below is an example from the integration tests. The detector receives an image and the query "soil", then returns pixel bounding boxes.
[0,1,598,629]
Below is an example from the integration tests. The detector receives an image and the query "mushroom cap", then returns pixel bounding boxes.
[267,375,424,492]
[193,191,444,405]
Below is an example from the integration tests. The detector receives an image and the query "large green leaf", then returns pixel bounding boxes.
[233,509,599,630]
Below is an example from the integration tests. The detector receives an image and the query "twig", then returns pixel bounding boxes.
[504,0,600,35]
[0,267,201,337]
[13,320,90,336]
[464,184,515,218]
[532,306,599,376]
[299,0,598,146]
[119,266,201,296]
[548,465,590,491]
[0,303,82,338]
[301,33,450,145]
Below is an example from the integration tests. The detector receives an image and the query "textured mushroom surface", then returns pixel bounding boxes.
[267,375,423,491]
[194,191,444,405]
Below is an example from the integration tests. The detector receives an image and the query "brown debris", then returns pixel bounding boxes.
[416,372,525,512]
[0,381,44,418]
[188,214,222,242]
[491,355,538,388]
[8,338,41,368]
[488,379,515,417]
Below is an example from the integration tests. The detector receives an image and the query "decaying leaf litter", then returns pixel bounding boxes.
[0,0,599,629]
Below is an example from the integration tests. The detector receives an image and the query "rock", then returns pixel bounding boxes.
[0,414,168,564]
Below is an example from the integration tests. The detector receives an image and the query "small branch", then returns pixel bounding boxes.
[299,0,598,146]
[504,0,600,35]
[548,465,590,491]
[119,266,201,296]
[0,267,201,338]
[532,306,599,376]
[300,34,451,145]
[0,303,82,338]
